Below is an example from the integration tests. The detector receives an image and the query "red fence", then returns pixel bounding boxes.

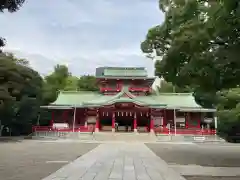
[154,127,216,135]
[32,126,93,132]
[32,126,216,135]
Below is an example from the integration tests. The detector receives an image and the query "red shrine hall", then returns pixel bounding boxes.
[34,67,217,135]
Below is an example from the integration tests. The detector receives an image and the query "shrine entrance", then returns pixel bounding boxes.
[115,111,134,132]
[99,112,112,131]
[136,113,150,133]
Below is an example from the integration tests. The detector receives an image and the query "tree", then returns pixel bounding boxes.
[64,76,79,91]
[0,52,43,135]
[78,75,98,91]
[142,0,240,141]
[216,88,240,142]
[42,64,70,104]
[42,66,98,104]
[158,80,192,93]
[141,0,240,93]
[0,0,26,51]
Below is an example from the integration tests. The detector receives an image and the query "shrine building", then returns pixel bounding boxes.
[37,67,216,134]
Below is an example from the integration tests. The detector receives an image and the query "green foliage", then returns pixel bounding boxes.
[0,0,25,51]
[0,52,43,135]
[158,80,193,93]
[142,0,240,142]
[64,76,79,91]
[0,0,25,12]
[142,0,240,92]
[216,88,240,142]
[42,66,98,104]
[78,75,98,91]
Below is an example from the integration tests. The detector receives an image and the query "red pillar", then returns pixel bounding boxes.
[50,111,54,127]
[197,112,201,128]
[112,112,115,132]
[150,116,154,133]
[162,109,166,127]
[62,110,68,123]
[95,110,99,132]
[133,112,137,132]
[185,112,189,128]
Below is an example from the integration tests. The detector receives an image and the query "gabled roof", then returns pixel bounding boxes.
[46,89,215,112]
[83,85,158,106]
[96,67,148,77]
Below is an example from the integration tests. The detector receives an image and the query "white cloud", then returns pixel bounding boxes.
[0,0,163,76]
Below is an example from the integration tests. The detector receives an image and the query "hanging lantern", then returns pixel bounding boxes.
[134,112,137,119]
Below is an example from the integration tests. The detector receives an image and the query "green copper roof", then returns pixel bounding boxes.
[48,89,215,112]
[50,91,101,107]
[96,67,148,77]
[96,76,155,80]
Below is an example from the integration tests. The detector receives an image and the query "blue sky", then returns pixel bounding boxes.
[0,0,163,76]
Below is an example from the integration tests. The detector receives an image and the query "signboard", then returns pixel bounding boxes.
[176,117,185,122]
[53,123,69,129]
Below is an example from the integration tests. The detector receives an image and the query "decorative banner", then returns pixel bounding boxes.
[130,112,132,116]
[126,112,128,116]
[140,112,142,116]
[103,112,105,116]
[106,112,108,116]
[122,112,123,116]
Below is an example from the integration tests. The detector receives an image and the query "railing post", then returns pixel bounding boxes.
[95,111,99,132]
[112,112,115,132]
[133,112,137,133]
[150,116,154,134]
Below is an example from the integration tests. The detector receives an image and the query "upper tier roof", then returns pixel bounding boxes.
[43,86,216,112]
[96,67,149,78]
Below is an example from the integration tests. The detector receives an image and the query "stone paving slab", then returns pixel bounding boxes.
[42,142,186,180]
[169,164,240,176]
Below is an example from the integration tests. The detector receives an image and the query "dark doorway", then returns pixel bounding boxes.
[137,114,150,133]
[115,112,134,132]
[99,114,112,131]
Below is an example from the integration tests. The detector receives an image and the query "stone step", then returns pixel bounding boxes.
[33,131,94,140]
[156,134,225,142]
[94,132,157,142]
[67,132,93,140]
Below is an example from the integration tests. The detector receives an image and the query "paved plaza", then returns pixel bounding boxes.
[147,142,240,180]
[1,139,240,180]
[0,140,98,180]
[43,142,186,180]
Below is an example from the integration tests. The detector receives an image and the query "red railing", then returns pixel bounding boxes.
[100,87,121,92]
[129,87,150,92]
[154,127,216,135]
[32,126,93,132]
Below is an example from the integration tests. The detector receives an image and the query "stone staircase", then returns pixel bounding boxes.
[94,132,157,142]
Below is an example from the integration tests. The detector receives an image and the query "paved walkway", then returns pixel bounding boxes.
[169,164,240,176]
[42,143,186,180]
